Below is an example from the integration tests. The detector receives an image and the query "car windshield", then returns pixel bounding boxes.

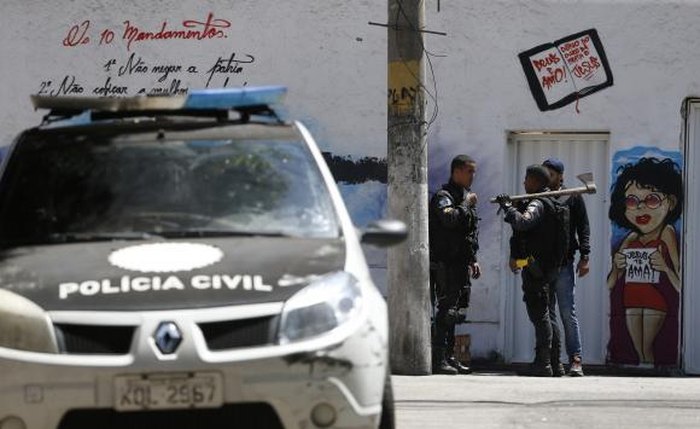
[0,123,341,246]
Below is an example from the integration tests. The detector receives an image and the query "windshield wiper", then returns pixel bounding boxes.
[159,229,294,238]
[48,231,164,243]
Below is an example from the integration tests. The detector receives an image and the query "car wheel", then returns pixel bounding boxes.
[379,370,395,429]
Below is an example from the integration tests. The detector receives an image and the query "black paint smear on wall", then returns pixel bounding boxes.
[322,152,387,184]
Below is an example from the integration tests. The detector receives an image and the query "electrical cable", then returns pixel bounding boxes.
[392,0,442,136]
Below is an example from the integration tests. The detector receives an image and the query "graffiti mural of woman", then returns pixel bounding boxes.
[607,156,683,368]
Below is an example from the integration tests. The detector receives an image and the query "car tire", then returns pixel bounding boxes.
[379,370,395,429]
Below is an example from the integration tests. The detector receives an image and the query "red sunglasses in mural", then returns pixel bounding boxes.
[624,193,666,210]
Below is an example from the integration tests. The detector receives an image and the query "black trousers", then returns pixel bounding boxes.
[521,265,561,362]
[431,262,470,356]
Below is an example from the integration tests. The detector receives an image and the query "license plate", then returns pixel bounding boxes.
[114,371,224,411]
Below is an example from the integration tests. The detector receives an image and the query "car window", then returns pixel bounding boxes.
[0,128,340,246]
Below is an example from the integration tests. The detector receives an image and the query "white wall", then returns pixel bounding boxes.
[0,1,387,157]
[2,0,698,361]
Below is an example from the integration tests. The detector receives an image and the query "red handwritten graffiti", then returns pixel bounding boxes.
[62,20,91,47]
[559,36,594,66]
[182,13,231,32]
[123,12,230,51]
[572,56,601,80]
[541,67,567,90]
[532,53,560,73]
[558,36,590,54]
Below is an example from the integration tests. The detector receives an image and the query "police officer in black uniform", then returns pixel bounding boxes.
[496,165,562,377]
[429,155,481,375]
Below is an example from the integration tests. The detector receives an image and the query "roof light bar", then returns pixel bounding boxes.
[30,85,288,113]
[31,94,186,112]
[184,86,287,109]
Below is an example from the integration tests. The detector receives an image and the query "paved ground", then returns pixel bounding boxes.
[392,369,700,429]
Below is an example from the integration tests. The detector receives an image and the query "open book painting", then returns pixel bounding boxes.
[519,29,613,111]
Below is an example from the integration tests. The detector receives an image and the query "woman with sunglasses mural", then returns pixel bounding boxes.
[607,156,683,369]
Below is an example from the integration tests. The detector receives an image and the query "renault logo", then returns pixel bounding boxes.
[154,321,182,354]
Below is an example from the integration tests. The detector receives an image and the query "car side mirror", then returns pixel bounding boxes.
[360,219,407,247]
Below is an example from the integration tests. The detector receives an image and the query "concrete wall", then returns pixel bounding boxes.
[0,0,388,160]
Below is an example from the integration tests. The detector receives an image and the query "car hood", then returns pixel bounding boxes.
[0,237,346,311]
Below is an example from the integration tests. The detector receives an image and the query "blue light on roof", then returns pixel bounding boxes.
[184,85,287,110]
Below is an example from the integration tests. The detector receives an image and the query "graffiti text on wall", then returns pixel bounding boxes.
[36,51,254,97]
[38,12,248,96]
[388,60,422,115]
[518,29,613,112]
[62,13,231,51]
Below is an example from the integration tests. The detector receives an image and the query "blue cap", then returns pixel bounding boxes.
[542,157,564,174]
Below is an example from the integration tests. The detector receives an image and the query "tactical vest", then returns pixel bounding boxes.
[515,197,567,270]
[428,183,479,264]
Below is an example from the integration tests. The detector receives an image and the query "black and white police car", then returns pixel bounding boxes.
[0,86,406,429]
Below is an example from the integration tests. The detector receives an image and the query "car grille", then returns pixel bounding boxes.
[58,403,284,429]
[198,315,279,351]
[54,323,135,355]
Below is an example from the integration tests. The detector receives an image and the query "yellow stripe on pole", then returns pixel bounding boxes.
[388,60,421,114]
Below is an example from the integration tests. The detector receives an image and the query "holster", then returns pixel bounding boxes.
[524,257,544,279]
[457,283,471,309]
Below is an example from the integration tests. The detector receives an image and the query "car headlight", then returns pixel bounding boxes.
[0,289,58,353]
[279,271,362,344]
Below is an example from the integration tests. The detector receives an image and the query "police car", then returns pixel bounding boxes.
[0,86,405,429]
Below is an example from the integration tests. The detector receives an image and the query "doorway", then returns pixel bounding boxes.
[503,131,610,364]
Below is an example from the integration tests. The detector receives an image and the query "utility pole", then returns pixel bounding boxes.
[387,0,431,375]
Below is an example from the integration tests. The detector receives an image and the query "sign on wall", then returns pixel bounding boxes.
[518,29,613,111]
[36,13,252,97]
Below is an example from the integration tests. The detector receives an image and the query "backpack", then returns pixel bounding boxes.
[537,196,571,267]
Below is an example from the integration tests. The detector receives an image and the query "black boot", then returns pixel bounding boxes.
[447,356,472,374]
[525,348,553,377]
[551,348,565,377]
[432,348,458,375]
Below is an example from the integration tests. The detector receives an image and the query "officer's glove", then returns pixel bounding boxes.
[495,193,512,214]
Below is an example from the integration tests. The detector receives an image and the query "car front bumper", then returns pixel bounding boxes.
[0,303,387,429]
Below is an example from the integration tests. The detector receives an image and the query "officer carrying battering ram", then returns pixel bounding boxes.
[495,164,565,377]
[429,155,481,375]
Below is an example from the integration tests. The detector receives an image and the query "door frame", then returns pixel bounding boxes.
[501,130,611,364]
[682,98,699,374]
